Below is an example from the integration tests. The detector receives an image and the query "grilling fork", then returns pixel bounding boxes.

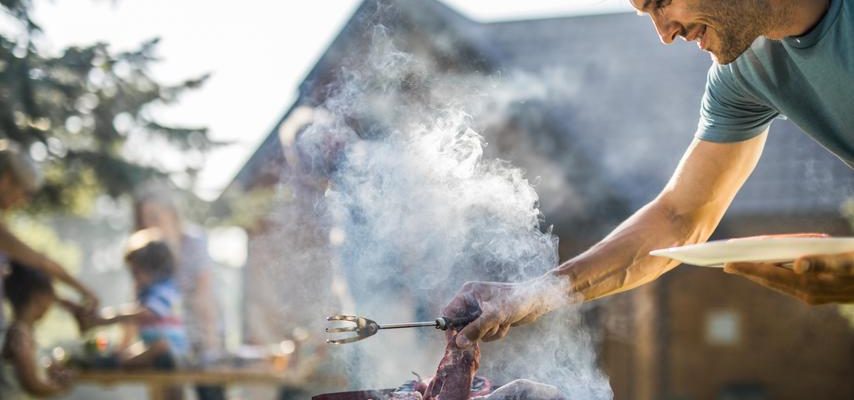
[325,313,479,345]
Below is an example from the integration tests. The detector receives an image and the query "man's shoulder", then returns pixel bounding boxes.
[705,39,781,97]
[141,278,180,299]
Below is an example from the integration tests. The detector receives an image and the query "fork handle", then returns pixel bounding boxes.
[435,313,481,331]
[380,321,439,329]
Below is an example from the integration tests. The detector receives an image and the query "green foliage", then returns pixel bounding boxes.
[6,213,83,274]
[0,1,221,212]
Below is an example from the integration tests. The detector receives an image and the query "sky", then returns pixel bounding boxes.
[30,0,633,200]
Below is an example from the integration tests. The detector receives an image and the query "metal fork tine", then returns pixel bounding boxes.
[326,314,358,322]
[326,314,445,344]
[327,336,366,345]
[325,326,358,333]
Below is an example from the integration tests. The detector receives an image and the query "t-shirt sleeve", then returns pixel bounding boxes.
[181,231,213,276]
[140,284,176,318]
[696,63,779,142]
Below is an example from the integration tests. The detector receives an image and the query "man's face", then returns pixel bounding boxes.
[130,263,155,292]
[138,202,181,238]
[630,0,772,64]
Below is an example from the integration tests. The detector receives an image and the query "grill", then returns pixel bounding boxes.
[312,376,492,399]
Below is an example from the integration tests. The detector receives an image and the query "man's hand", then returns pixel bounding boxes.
[724,251,854,304]
[42,257,99,310]
[47,363,74,388]
[443,276,570,348]
[59,299,100,333]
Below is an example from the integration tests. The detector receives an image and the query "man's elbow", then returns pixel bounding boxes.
[653,194,722,245]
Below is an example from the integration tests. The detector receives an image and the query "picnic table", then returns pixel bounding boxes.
[74,368,309,400]
[75,356,354,400]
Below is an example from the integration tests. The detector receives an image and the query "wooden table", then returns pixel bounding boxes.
[75,369,303,400]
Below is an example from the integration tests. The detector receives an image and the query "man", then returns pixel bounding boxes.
[0,140,97,331]
[444,0,854,348]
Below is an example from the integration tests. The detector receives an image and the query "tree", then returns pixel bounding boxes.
[0,0,220,212]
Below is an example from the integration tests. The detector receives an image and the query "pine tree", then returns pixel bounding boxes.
[0,0,220,212]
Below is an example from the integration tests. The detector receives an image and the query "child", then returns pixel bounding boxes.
[0,262,72,399]
[84,228,189,399]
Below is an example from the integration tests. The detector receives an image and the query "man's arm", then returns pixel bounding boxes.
[448,133,767,346]
[6,328,69,396]
[89,304,157,327]
[0,222,97,306]
[555,133,767,299]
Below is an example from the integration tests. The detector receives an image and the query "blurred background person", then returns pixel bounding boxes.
[0,140,97,335]
[83,228,188,400]
[133,185,225,400]
[0,262,74,399]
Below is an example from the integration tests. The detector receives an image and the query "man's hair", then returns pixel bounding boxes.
[4,261,55,311]
[124,228,175,282]
[0,139,43,192]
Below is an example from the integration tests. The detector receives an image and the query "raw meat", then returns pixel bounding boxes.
[423,329,480,400]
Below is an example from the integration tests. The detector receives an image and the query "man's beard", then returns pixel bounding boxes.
[713,25,763,64]
[701,0,773,64]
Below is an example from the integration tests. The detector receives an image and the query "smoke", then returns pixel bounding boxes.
[289,25,612,398]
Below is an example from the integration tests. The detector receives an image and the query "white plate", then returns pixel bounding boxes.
[649,237,854,267]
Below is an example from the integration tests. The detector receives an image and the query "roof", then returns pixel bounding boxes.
[222,0,854,221]
[224,0,496,196]
[482,12,854,215]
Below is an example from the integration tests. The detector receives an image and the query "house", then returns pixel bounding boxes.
[221,1,854,399]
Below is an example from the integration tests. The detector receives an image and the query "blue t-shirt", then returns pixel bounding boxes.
[697,0,854,168]
[137,279,190,357]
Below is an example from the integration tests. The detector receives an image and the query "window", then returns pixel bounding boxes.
[705,309,741,346]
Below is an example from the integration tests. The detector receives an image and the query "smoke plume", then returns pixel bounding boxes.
[290,25,612,398]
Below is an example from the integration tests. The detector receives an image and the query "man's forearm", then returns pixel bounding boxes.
[550,195,720,302]
[0,223,93,299]
[0,223,50,270]
[95,305,148,326]
[447,138,764,344]
[548,136,767,301]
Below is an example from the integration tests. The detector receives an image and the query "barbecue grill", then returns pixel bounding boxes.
[312,376,492,399]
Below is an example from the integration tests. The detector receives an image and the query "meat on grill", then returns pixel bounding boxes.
[423,328,480,400]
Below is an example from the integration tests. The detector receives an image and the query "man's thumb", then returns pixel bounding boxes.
[456,318,485,348]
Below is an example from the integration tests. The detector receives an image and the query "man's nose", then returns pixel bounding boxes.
[651,13,681,44]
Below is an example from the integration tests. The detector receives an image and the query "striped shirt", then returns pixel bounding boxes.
[138,279,190,356]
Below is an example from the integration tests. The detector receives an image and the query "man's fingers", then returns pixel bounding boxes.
[724,262,802,295]
[734,233,828,241]
[457,315,492,348]
[793,258,812,274]
[724,262,784,277]
[796,252,854,275]
[483,323,512,342]
[511,313,539,327]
